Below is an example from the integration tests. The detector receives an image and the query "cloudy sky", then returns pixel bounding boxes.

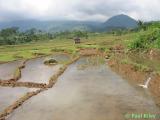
[0,0,160,22]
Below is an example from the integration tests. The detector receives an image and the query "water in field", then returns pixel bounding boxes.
[0,87,36,113]
[19,54,70,83]
[7,56,159,120]
[50,53,71,63]
[0,61,23,80]
[18,57,62,84]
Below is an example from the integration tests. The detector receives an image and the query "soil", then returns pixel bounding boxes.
[109,44,124,51]
[0,80,47,88]
[150,74,160,105]
[148,49,160,59]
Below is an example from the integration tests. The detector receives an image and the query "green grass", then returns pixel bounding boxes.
[128,22,160,50]
[13,68,21,80]
[0,39,74,62]
[0,33,133,62]
[132,62,150,72]
[1,30,160,75]
[120,58,130,64]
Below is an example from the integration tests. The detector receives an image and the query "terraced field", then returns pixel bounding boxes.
[0,55,159,120]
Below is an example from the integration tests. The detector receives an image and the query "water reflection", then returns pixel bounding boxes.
[8,57,159,120]
[77,56,105,70]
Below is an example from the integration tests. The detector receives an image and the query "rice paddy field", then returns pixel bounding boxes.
[0,33,135,63]
[0,32,160,120]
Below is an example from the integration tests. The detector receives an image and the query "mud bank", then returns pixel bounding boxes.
[0,80,47,88]
[108,58,160,106]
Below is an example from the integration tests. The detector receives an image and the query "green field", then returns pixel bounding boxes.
[0,33,134,62]
[1,22,160,73]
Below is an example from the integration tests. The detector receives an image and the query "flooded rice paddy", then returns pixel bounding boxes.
[0,54,70,83]
[18,57,62,84]
[6,56,159,120]
[49,53,71,63]
[0,61,23,80]
[0,54,71,119]
[0,86,36,113]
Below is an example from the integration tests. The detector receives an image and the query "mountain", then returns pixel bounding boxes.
[0,20,102,32]
[0,14,138,32]
[103,14,138,30]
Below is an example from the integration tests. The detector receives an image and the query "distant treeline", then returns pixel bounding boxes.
[2,21,160,49]
[0,27,89,45]
[0,27,54,45]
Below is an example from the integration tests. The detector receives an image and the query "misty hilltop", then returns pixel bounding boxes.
[0,14,138,32]
[104,14,138,29]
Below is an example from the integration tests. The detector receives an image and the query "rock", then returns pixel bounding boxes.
[44,58,58,65]
[105,55,111,59]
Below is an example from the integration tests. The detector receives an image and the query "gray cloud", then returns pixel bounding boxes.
[0,0,160,22]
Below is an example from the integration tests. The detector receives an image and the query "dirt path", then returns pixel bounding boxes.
[7,57,159,120]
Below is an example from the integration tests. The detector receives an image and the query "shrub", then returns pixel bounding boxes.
[98,47,106,52]
[129,28,160,50]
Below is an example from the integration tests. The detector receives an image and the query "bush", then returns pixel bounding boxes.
[98,47,106,52]
[44,58,58,65]
[129,28,160,49]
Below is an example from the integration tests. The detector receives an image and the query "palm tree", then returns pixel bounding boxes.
[138,20,143,27]
[138,20,146,30]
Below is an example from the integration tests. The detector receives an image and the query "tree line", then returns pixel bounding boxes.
[0,27,54,45]
[0,27,89,45]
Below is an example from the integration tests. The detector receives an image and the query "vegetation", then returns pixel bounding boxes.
[129,22,160,50]
[13,68,21,80]
[1,21,160,73]
[0,27,89,46]
[0,27,53,45]
[120,58,150,72]
[44,58,58,66]
[0,31,132,62]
